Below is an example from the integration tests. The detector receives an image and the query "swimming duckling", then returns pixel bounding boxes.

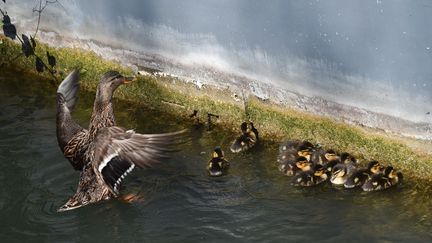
[330,163,349,185]
[314,149,340,167]
[362,166,403,191]
[344,160,383,188]
[277,140,314,167]
[385,166,403,188]
[312,164,329,185]
[292,164,329,187]
[283,156,312,176]
[230,122,258,153]
[207,147,230,177]
[340,152,358,174]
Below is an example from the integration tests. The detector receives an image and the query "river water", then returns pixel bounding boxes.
[1,71,432,242]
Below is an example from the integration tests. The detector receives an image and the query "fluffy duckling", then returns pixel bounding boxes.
[340,152,358,174]
[385,166,403,188]
[283,156,312,176]
[277,141,314,172]
[362,166,403,191]
[312,149,339,166]
[292,164,329,187]
[344,160,383,188]
[230,122,259,153]
[207,147,230,177]
[330,163,349,185]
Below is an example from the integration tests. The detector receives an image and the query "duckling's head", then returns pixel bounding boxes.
[368,160,384,174]
[212,147,224,159]
[96,71,135,102]
[324,149,339,161]
[295,156,312,171]
[384,166,401,180]
[341,152,357,164]
[313,164,326,177]
[297,143,313,161]
[240,122,248,133]
[330,164,349,185]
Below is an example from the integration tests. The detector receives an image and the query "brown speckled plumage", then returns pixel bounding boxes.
[56,70,186,212]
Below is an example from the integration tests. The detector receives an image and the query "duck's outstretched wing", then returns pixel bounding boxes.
[56,70,89,171]
[57,70,80,112]
[92,126,187,195]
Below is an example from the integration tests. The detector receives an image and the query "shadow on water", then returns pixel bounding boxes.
[0,70,432,242]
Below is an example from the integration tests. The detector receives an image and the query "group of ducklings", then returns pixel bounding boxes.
[277,140,403,191]
[207,121,258,177]
[205,121,403,192]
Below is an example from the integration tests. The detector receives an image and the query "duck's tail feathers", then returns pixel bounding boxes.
[57,70,80,112]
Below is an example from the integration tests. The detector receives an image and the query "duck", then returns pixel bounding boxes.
[361,166,403,192]
[277,140,314,172]
[385,166,403,188]
[56,70,186,212]
[329,152,359,186]
[292,164,329,187]
[330,163,349,185]
[344,160,384,188]
[207,147,230,177]
[321,150,341,172]
[284,156,313,176]
[230,121,259,153]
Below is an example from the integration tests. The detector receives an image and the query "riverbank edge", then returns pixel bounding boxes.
[1,36,431,185]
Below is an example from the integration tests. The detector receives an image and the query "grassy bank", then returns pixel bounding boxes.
[1,35,431,183]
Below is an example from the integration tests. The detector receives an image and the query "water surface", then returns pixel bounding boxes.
[0,71,431,242]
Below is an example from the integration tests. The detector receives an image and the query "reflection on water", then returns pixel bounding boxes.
[0,71,431,242]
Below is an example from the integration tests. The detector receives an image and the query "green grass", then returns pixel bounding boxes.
[1,35,431,184]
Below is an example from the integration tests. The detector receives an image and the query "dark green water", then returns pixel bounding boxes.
[1,71,431,242]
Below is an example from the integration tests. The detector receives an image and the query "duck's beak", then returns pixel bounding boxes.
[123,76,137,84]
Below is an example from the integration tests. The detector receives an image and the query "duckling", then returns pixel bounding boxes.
[207,147,230,177]
[312,149,339,165]
[292,164,329,187]
[277,140,314,165]
[340,152,358,174]
[344,160,383,188]
[230,122,259,153]
[312,164,329,185]
[362,166,403,191]
[330,163,349,185]
[291,170,314,187]
[385,166,403,188]
[283,156,312,176]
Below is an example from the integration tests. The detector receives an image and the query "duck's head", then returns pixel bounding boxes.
[240,122,248,133]
[367,160,384,174]
[324,149,339,161]
[341,152,357,165]
[96,71,136,102]
[330,164,347,184]
[57,195,90,212]
[313,164,326,177]
[297,143,313,161]
[295,156,312,171]
[384,166,402,180]
[212,147,224,159]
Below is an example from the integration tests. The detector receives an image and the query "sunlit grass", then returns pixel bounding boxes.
[1,35,431,183]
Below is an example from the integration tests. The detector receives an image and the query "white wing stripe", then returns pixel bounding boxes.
[113,163,135,193]
[98,152,119,172]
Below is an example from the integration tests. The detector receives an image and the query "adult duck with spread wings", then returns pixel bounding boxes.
[56,70,186,212]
